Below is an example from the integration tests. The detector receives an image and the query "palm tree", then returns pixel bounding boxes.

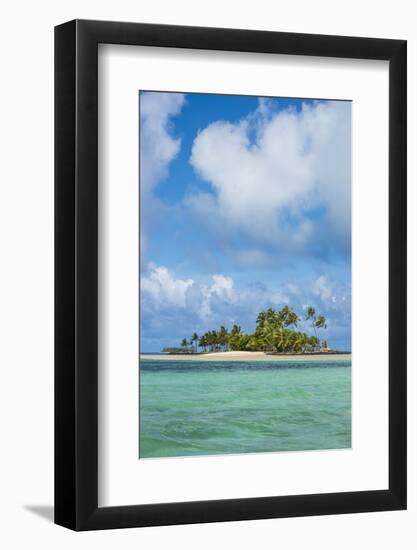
[305,306,316,322]
[261,326,276,352]
[229,324,241,351]
[280,329,291,352]
[191,332,199,353]
[181,338,188,349]
[315,315,327,330]
[294,332,307,353]
[273,329,285,352]
[207,330,218,351]
[218,326,229,351]
[287,309,300,329]
[198,333,208,352]
[314,315,327,348]
[308,335,320,351]
[305,306,318,339]
[256,310,268,330]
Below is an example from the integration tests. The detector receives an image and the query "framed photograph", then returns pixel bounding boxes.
[55,19,406,530]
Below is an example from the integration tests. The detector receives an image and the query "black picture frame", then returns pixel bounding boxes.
[55,19,407,531]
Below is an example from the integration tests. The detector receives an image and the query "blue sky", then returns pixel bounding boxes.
[140,91,351,352]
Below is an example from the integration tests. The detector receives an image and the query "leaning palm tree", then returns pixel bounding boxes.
[314,315,327,348]
[288,309,300,329]
[305,306,316,322]
[315,315,327,330]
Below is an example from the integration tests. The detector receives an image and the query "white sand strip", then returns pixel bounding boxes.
[140,351,351,362]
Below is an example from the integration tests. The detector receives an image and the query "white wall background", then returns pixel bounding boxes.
[0,1,415,548]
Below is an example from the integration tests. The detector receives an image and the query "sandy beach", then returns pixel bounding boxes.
[140,350,351,362]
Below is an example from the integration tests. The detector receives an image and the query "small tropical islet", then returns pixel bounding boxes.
[141,305,351,362]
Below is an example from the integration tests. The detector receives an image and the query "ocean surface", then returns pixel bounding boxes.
[139,359,351,458]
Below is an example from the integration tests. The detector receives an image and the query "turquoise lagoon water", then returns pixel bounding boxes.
[139,359,351,458]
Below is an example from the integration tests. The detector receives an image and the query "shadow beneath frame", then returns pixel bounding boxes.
[24,505,54,523]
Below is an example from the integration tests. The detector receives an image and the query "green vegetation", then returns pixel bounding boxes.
[169,306,331,354]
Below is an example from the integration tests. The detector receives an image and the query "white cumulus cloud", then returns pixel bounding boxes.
[141,264,237,320]
[140,92,186,257]
[141,265,193,308]
[189,99,351,254]
[140,92,185,192]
